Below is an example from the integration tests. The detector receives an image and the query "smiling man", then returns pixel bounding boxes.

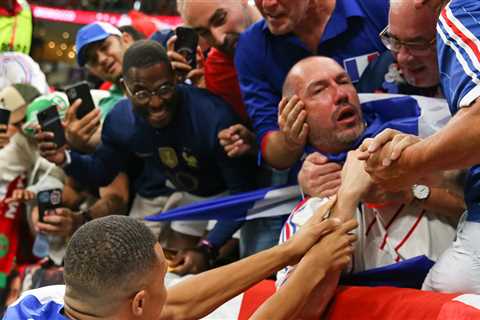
[358,0,441,96]
[37,40,256,269]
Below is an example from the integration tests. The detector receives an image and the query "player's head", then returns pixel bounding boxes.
[63,215,167,320]
[76,22,136,83]
[384,0,439,88]
[121,40,177,129]
[178,0,258,56]
[283,56,364,153]
[255,0,311,35]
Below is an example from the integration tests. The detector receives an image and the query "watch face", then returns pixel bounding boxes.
[413,185,430,200]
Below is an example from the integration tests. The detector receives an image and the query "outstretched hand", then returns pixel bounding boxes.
[218,124,257,157]
[169,248,209,276]
[357,129,422,191]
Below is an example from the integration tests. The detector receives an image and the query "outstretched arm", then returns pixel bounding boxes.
[359,101,480,190]
[251,219,357,320]
[161,215,342,320]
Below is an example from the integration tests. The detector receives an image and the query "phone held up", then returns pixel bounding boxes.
[37,104,66,148]
[174,26,199,69]
[65,81,96,119]
[37,189,62,222]
[0,107,10,133]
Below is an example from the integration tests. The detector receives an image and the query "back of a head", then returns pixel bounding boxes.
[64,216,158,300]
[122,40,171,79]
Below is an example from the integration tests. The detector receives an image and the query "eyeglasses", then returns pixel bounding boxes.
[379,27,435,56]
[124,82,175,105]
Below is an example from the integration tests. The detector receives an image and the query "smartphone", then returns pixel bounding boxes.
[0,108,10,133]
[65,81,95,119]
[37,189,62,222]
[174,26,199,69]
[37,105,66,148]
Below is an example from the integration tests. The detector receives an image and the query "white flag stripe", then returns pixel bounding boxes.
[453,294,480,310]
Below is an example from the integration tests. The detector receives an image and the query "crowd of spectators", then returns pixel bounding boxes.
[1,0,480,318]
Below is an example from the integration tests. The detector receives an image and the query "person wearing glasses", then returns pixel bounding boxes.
[358,0,440,97]
[36,40,257,272]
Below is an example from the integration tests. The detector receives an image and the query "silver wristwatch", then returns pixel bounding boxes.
[412,184,430,200]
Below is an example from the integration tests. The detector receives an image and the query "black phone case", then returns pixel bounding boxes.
[37,189,62,222]
[37,105,66,147]
[0,108,10,132]
[175,27,199,69]
[65,81,95,119]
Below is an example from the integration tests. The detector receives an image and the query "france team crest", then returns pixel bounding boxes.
[344,52,380,83]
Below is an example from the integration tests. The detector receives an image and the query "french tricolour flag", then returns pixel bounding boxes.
[344,52,380,83]
[145,185,302,222]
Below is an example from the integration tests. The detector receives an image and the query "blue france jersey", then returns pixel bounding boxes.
[3,286,67,320]
[437,0,480,221]
[66,85,255,198]
[235,0,388,146]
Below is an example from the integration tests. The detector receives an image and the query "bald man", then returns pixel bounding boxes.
[277,56,462,293]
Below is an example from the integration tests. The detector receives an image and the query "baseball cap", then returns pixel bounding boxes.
[76,22,122,67]
[22,91,69,137]
[0,84,40,124]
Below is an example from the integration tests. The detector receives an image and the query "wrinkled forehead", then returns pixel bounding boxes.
[302,59,347,82]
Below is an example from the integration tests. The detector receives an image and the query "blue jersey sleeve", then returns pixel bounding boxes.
[65,106,129,188]
[437,0,480,113]
[235,30,281,146]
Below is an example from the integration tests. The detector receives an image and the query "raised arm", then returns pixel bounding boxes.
[161,215,342,320]
[251,219,356,320]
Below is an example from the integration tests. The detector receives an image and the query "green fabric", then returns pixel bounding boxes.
[22,92,69,137]
[98,84,124,120]
[0,0,32,54]
[0,272,7,289]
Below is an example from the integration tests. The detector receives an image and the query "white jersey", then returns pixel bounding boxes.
[276,197,457,288]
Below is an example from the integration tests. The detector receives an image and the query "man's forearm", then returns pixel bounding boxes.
[162,243,295,320]
[419,187,465,219]
[331,189,362,222]
[88,194,127,219]
[89,173,130,219]
[407,100,480,173]
[264,131,304,170]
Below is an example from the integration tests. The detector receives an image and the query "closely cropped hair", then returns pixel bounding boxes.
[122,40,171,79]
[118,25,146,41]
[64,216,158,298]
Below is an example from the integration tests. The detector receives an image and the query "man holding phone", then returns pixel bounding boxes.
[175,0,262,157]
[37,40,259,273]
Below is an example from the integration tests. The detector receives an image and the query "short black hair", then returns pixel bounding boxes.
[122,39,172,79]
[118,25,146,41]
[64,216,158,299]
